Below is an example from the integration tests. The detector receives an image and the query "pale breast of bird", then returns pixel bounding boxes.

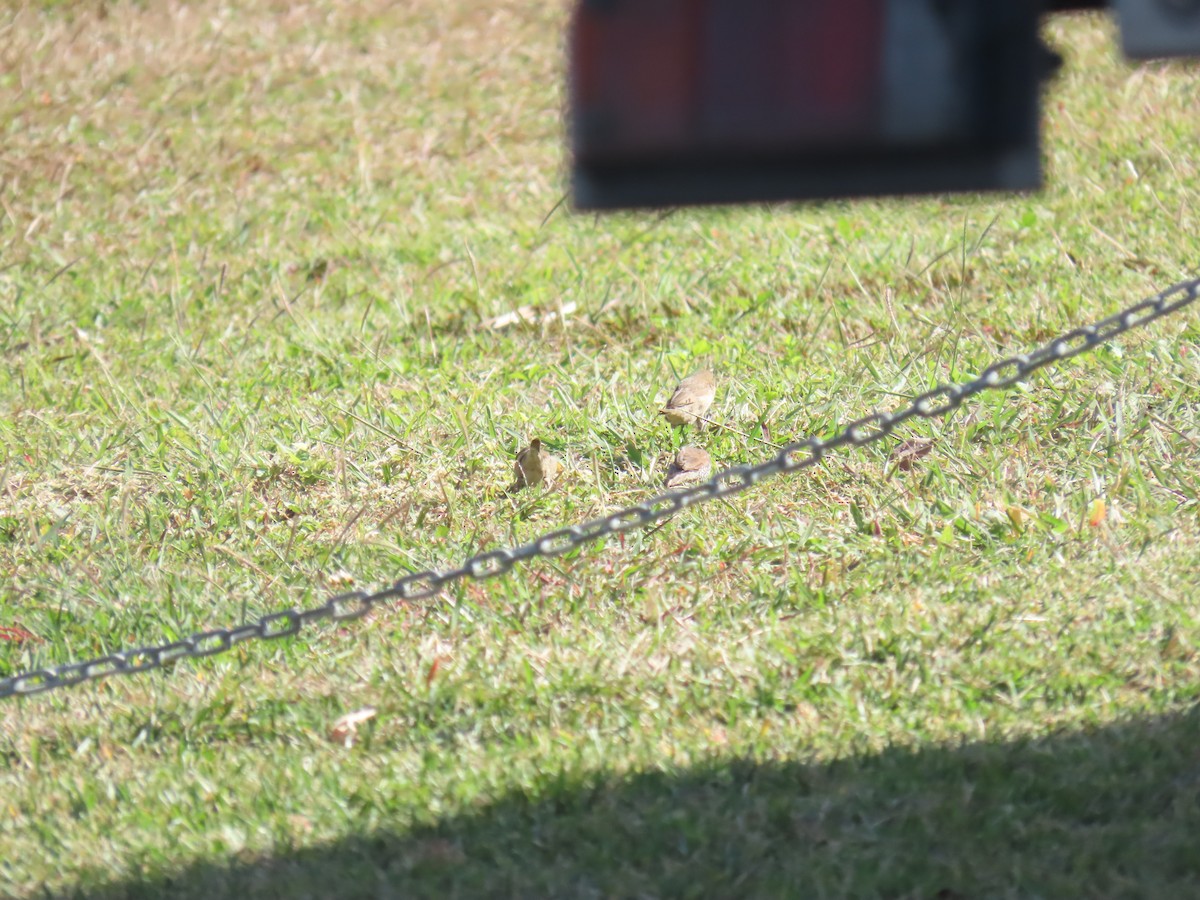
[515,438,545,487]
[515,438,561,489]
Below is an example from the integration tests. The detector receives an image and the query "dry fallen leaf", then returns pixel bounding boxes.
[328,706,377,748]
[327,569,356,588]
[1161,625,1190,661]
[485,301,577,330]
[889,438,934,471]
[1006,506,1028,530]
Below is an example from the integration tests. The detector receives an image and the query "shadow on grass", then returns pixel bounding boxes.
[63,706,1200,899]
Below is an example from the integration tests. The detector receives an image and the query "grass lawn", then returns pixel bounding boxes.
[2,3,1199,897]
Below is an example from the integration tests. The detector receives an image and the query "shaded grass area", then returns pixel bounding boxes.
[43,709,1200,898]
[1,2,1199,897]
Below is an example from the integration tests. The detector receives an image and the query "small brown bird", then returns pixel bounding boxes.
[661,369,716,428]
[512,438,561,490]
[664,445,713,489]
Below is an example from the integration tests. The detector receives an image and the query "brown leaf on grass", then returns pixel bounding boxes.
[484,301,577,330]
[327,569,355,588]
[1006,506,1029,530]
[328,707,377,748]
[1161,625,1191,662]
[889,438,934,471]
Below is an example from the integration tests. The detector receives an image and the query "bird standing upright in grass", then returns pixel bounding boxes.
[661,369,716,429]
[512,438,561,490]
[664,445,712,489]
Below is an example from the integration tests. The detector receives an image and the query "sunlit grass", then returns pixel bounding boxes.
[1,4,1198,897]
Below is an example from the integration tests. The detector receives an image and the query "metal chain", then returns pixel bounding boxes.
[3,276,1197,699]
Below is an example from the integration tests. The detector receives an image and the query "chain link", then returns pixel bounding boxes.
[3,276,1197,699]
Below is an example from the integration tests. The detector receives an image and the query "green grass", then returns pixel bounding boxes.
[2,4,1200,897]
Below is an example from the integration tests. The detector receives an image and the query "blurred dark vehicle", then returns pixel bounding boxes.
[569,0,1200,210]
